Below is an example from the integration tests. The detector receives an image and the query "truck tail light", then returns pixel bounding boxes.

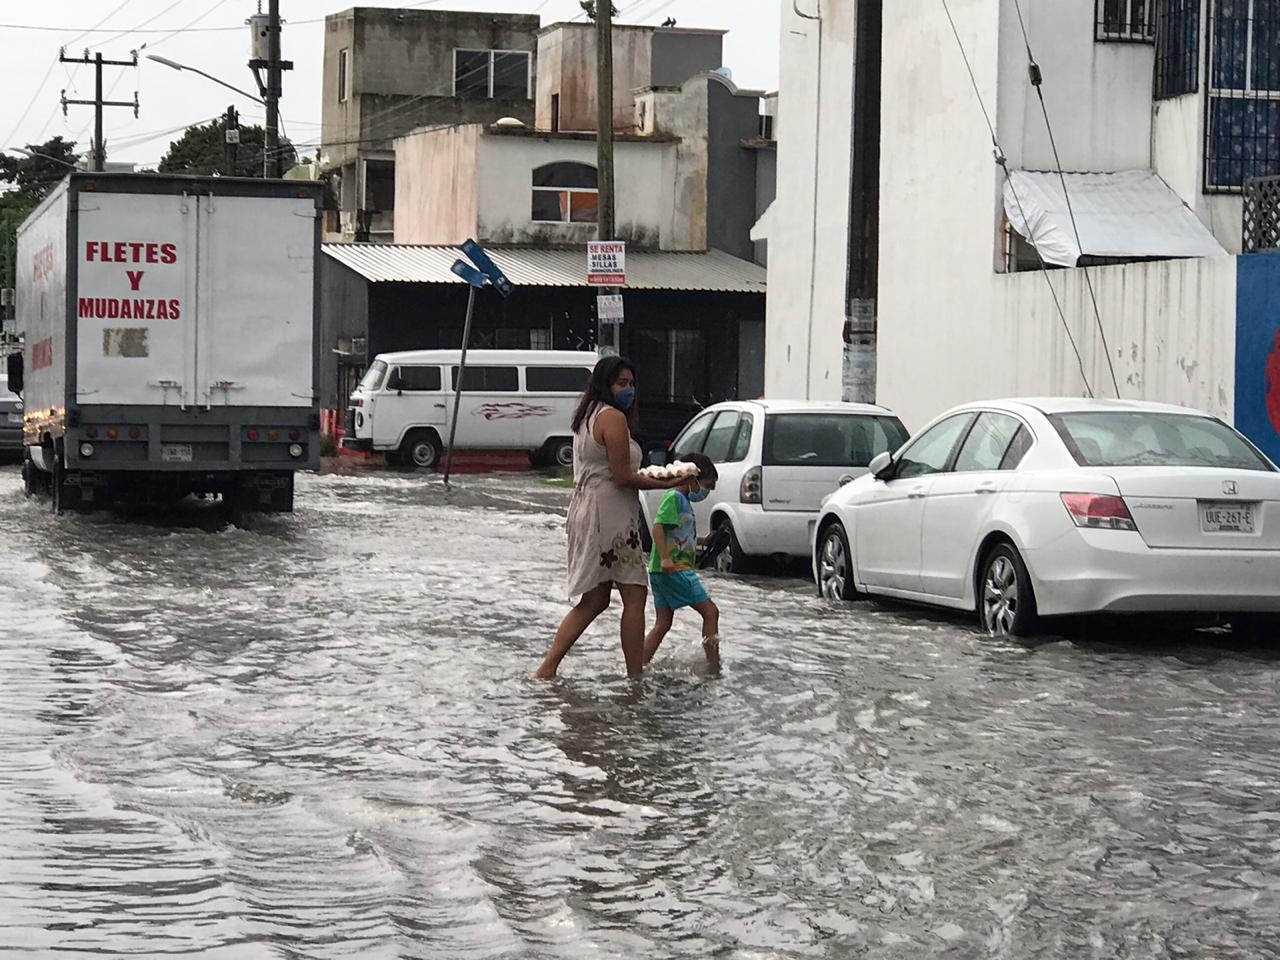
[85,427,99,439]
[741,466,762,505]
[128,426,141,440]
[288,430,300,442]
[1061,493,1137,532]
[247,429,260,442]
[106,427,119,440]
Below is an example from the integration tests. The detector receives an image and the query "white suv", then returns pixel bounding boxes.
[642,400,909,572]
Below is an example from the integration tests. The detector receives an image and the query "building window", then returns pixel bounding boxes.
[338,48,350,103]
[1155,0,1201,99]
[531,162,599,224]
[1096,0,1156,41]
[453,49,531,100]
[1206,0,1280,190]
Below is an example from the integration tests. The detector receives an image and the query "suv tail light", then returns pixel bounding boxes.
[1061,493,1137,532]
[741,466,762,504]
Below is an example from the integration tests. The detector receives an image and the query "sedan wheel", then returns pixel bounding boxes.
[816,522,856,601]
[979,544,1038,637]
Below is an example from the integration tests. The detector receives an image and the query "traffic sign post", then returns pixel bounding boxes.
[444,241,515,485]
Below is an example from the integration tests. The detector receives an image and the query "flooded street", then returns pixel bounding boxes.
[2,465,1280,958]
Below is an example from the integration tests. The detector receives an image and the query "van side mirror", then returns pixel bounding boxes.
[6,352,22,395]
[869,451,894,480]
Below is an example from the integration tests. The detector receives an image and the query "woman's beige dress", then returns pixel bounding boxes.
[565,404,647,597]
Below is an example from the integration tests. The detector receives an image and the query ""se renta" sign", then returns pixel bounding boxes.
[587,241,626,286]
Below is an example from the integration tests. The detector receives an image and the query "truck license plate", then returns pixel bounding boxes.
[161,443,193,463]
[6,413,19,424]
[1200,501,1256,534]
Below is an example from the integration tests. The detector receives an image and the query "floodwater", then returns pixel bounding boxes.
[2,466,1280,958]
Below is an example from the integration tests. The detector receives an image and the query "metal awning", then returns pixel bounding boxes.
[323,244,767,293]
[1003,169,1227,267]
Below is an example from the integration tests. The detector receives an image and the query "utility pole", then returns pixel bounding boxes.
[223,105,240,176]
[60,49,139,172]
[594,1,618,355]
[249,1,293,178]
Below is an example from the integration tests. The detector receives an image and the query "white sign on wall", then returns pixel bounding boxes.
[587,241,626,286]
[597,293,624,324]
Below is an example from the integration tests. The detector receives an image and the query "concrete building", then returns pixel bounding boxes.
[767,0,1280,462]
[319,7,540,243]
[535,21,724,133]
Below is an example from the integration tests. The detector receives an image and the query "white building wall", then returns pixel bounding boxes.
[763,0,857,400]
[995,0,1154,173]
[877,0,1239,432]
[475,136,670,247]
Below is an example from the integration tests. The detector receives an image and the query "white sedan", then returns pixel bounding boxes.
[813,398,1280,638]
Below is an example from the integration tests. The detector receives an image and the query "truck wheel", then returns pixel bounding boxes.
[51,456,72,515]
[21,454,35,499]
[401,432,442,471]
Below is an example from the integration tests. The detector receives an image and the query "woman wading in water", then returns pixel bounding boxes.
[534,357,680,679]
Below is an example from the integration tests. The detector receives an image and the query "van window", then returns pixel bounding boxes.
[764,414,910,468]
[671,411,715,458]
[359,360,388,392]
[526,366,590,393]
[729,413,754,462]
[452,366,518,392]
[393,366,442,392]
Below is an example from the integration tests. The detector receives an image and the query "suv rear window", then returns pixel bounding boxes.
[764,413,909,468]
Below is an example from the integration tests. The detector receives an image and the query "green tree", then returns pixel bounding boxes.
[0,137,81,300]
[579,1,619,19]
[158,118,296,177]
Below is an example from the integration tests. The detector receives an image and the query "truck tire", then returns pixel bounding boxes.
[401,431,442,471]
[21,454,35,499]
[51,454,79,515]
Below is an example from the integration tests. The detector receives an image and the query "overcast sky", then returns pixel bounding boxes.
[0,0,781,168]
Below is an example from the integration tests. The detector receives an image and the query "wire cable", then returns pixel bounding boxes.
[939,0,1094,398]
[1011,0,1121,398]
[62,0,135,50]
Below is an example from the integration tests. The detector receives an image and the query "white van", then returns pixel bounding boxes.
[345,350,597,469]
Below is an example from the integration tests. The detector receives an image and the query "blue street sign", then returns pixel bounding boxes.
[460,239,514,299]
[451,259,490,289]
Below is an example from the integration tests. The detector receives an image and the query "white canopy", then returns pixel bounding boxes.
[1003,169,1226,267]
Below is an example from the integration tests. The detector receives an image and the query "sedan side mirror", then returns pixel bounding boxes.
[869,451,894,480]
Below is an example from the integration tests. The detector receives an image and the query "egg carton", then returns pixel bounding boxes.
[638,460,699,480]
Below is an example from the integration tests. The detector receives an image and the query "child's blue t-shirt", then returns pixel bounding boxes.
[649,489,697,573]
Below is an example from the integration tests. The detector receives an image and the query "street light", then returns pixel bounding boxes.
[146,54,265,105]
[5,147,80,169]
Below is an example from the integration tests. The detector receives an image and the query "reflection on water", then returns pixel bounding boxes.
[1,468,1279,958]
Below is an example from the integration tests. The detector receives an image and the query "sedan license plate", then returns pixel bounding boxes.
[161,443,193,463]
[1200,501,1256,534]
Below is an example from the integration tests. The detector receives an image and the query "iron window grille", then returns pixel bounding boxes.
[1096,0,1156,41]
[1155,0,1201,100]
[1205,0,1280,191]
[452,49,532,100]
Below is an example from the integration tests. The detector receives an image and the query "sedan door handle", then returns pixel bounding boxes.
[907,487,928,500]
[434,403,447,409]
[975,484,998,495]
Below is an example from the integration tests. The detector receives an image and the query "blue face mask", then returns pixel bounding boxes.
[613,387,636,411]
[689,488,711,503]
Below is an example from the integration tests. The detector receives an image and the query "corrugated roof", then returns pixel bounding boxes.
[322,244,767,294]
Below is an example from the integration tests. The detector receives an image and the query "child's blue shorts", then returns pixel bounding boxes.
[650,570,710,610]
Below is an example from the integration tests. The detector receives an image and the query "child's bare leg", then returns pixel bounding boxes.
[692,599,720,661]
[644,607,675,664]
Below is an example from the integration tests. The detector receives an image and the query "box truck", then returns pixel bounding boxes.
[7,173,322,513]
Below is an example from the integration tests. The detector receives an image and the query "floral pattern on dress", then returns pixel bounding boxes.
[600,526,646,571]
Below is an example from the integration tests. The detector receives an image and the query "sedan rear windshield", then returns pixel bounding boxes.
[1049,412,1273,471]
[764,413,909,468]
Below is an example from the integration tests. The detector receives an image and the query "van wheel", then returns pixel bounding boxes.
[550,438,574,468]
[401,432,442,471]
[714,519,755,575]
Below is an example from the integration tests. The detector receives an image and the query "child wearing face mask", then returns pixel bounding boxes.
[643,452,722,665]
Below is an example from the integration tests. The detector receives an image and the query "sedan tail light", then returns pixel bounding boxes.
[1061,493,1138,532]
[741,466,762,505]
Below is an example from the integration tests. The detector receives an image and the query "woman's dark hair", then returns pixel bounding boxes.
[684,452,718,482]
[572,355,639,433]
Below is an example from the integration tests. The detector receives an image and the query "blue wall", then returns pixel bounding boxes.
[1235,253,1280,464]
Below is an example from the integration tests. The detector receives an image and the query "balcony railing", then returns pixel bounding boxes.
[1243,174,1280,252]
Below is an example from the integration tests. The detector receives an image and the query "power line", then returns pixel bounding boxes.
[939,0,1094,399]
[62,0,135,50]
[88,0,194,50]
[144,0,234,51]
[3,59,60,147]
[1010,0,1122,399]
